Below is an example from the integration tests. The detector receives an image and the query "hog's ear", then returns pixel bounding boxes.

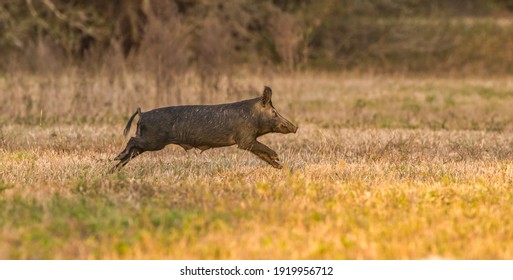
[262,86,272,106]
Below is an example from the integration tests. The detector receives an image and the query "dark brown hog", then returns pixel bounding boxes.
[111,86,298,172]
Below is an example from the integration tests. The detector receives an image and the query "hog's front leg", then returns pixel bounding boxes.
[239,141,282,169]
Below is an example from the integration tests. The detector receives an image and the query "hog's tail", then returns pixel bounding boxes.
[123,107,141,136]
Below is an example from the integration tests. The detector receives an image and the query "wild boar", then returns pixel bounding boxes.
[111,86,297,171]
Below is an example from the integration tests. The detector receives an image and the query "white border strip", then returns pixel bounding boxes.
[1,260,511,280]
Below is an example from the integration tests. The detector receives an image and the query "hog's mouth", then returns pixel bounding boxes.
[278,124,298,134]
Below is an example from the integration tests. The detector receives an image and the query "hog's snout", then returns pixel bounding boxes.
[278,121,298,134]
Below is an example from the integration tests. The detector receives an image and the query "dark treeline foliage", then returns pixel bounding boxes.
[2,0,513,75]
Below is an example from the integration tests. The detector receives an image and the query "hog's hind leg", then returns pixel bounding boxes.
[114,137,141,160]
[110,147,144,173]
[111,136,149,172]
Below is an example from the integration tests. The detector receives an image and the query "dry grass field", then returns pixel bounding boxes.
[2,73,513,259]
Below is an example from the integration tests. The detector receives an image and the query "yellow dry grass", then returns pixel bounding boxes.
[1,73,513,259]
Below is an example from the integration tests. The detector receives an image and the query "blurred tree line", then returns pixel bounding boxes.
[2,0,513,75]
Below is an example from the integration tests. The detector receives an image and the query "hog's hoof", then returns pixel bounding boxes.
[114,152,126,161]
[271,160,283,169]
